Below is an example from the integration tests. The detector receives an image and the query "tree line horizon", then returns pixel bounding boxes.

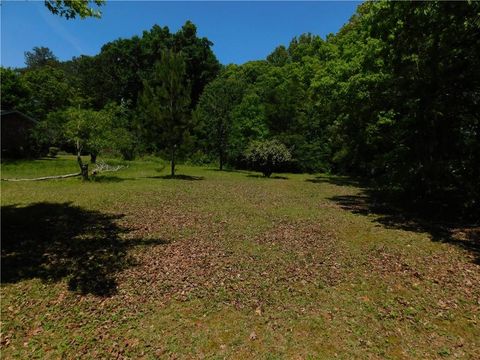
[1,1,479,217]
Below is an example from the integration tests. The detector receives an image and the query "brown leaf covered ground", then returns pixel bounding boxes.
[1,157,479,359]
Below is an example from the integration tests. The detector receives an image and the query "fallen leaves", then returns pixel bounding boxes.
[2,173,480,358]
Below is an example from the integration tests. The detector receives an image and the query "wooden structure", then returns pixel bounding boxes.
[1,110,37,157]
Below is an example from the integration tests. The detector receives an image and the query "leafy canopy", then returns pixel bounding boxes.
[44,0,105,19]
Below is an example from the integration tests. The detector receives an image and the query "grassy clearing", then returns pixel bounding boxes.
[1,156,479,359]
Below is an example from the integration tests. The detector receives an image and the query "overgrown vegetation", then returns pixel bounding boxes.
[2,1,478,215]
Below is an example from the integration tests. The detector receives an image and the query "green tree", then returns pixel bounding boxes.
[301,0,480,214]
[101,102,137,160]
[22,65,73,121]
[77,22,220,110]
[63,108,103,179]
[138,50,191,177]
[62,55,100,108]
[194,76,245,170]
[0,67,30,111]
[36,102,135,162]
[267,45,290,67]
[44,0,105,19]
[173,21,222,107]
[288,33,326,63]
[33,110,71,154]
[92,36,143,107]
[367,1,480,208]
[229,90,269,162]
[24,47,58,68]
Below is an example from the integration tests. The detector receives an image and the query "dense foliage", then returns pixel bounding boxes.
[44,0,105,19]
[194,1,480,215]
[244,140,292,177]
[2,1,479,215]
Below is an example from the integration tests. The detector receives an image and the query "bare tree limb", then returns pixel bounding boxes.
[2,173,81,182]
[2,161,127,182]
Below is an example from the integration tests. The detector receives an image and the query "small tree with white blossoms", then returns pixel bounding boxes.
[244,139,292,177]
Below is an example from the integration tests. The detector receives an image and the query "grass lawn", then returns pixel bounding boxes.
[1,155,479,359]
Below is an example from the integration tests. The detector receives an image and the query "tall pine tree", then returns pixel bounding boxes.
[138,50,191,176]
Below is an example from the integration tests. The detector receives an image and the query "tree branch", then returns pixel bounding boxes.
[2,173,81,182]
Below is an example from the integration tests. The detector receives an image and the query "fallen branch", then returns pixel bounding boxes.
[1,172,81,182]
[2,161,128,182]
[92,161,127,175]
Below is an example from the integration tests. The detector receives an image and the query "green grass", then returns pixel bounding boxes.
[1,155,479,359]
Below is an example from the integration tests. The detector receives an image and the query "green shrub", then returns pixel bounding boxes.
[48,146,60,158]
[187,150,214,166]
[244,139,292,177]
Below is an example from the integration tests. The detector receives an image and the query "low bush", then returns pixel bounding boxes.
[48,146,60,158]
[244,140,292,177]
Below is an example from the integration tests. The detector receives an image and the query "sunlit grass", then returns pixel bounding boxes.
[1,156,479,358]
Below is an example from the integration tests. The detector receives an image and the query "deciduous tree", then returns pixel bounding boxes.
[44,0,105,19]
[194,76,245,170]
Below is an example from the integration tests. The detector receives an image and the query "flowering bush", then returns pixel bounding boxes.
[244,140,292,177]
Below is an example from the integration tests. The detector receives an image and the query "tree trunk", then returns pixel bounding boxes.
[77,147,89,181]
[219,123,226,171]
[170,145,176,177]
[80,164,89,180]
[90,152,97,164]
[219,149,224,171]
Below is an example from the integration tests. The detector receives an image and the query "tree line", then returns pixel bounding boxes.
[196,1,479,216]
[1,1,479,215]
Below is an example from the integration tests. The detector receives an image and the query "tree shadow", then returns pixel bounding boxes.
[327,190,480,265]
[90,175,127,183]
[206,168,237,173]
[306,174,365,187]
[147,174,204,181]
[246,174,289,180]
[1,202,168,296]
[0,158,31,165]
[205,168,254,175]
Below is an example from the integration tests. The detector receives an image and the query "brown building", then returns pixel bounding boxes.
[1,110,38,158]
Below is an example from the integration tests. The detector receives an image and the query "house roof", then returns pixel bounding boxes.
[1,110,38,124]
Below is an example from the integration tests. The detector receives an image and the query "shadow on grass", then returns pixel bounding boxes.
[147,174,204,181]
[206,168,237,173]
[306,174,479,263]
[0,157,68,165]
[325,188,480,265]
[91,175,127,183]
[306,174,365,187]
[206,168,256,175]
[1,202,168,296]
[0,158,37,165]
[247,174,289,180]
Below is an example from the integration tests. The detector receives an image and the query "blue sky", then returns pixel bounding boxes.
[1,1,360,68]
